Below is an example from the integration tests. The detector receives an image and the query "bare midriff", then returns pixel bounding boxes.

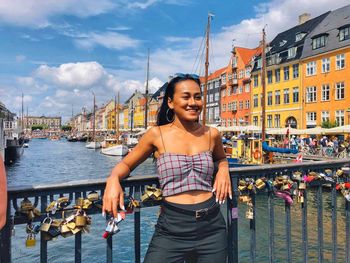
[164,190,213,204]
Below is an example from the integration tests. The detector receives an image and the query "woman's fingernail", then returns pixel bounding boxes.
[121,205,125,211]
[223,200,225,204]
[212,188,216,192]
[216,198,218,203]
[229,195,233,200]
[102,212,105,217]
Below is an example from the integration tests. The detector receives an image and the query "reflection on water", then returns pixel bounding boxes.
[6,139,348,262]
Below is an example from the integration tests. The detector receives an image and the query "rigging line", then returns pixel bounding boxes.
[192,28,207,74]
[194,37,207,75]
[208,36,217,74]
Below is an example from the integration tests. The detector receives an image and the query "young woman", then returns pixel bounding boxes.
[103,73,232,262]
[0,156,7,230]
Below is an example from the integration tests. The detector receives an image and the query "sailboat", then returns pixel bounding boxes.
[86,92,101,149]
[101,92,128,156]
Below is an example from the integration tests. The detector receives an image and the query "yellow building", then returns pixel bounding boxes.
[251,13,329,129]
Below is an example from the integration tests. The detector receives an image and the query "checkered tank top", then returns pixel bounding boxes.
[156,127,214,197]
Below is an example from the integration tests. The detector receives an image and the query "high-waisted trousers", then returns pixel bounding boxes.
[143,196,227,263]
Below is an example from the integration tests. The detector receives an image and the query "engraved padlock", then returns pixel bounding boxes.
[245,208,254,220]
[298,182,306,190]
[75,214,87,227]
[25,234,36,247]
[40,217,52,232]
[87,191,99,202]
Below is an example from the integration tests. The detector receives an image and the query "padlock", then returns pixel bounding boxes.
[299,182,306,190]
[239,195,251,203]
[245,208,254,220]
[25,234,36,247]
[247,183,254,190]
[57,197,71,209]
[40,217,52,232]
[46,201,58,213]
[47,225,61,238]
[65,214,76,223]
[76,197,84,207]
[61,223,73,238]
[255,179,265,190]
[87,191,99,202]
[82,199,92,210]
[75,213,87,227]
[282,184,290,191]
[103,220,115,239]
[32,224,41,234]
[51,219,62,228]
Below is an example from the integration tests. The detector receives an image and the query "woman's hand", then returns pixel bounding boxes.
[102,174,125,217]
[213,171,232,204]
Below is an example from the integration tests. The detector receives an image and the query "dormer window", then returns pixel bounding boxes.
[257,58,262,69]
[288,47,297,58]
[295,32,306,42]
[279,40,287,47]
[312,34,328,50]
[339,25,350,41]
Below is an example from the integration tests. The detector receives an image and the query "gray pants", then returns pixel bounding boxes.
[144,196,227,263]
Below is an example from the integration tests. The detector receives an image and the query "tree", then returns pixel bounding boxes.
[321,120,337,128]
[61,125,72,131]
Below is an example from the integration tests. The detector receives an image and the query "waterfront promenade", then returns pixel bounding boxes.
[1,139,349,262]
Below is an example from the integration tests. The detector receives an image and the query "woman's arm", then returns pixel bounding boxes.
[211,128,232,204]
[103,127,158,217]
[0,156,7,230]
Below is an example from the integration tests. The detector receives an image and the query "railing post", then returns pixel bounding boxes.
[227,175,238,263]
[317,185,324,263]
[40,195,48,263]
[134,186,141,263]
[75,192,82,263]
[331,183,337,263]
[0,198,12,263]
[268,190,274,263]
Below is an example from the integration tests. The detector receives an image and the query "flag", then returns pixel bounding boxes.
[294,154,303,163]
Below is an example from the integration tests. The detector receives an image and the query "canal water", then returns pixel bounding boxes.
[6,139,347,262]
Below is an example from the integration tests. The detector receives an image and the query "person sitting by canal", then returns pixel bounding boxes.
[0,155,7,230]
[103,73,231,263]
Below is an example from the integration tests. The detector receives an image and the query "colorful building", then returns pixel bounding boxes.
[250,12,329,129]
[222,46,260,127]
[301,5,350,128]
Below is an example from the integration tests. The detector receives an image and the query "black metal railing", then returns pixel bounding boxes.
[1,159,349,263]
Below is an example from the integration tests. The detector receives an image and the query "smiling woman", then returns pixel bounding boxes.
[103,73,232,263]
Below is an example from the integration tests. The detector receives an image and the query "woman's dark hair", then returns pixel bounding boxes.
[156,74,201,126]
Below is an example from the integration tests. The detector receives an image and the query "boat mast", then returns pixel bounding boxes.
[261,28,267,142]
[92,92,96,141]
[21,92,24,130]
[144,48,150,129]
[116,92,120,139]
[202,13,213,126]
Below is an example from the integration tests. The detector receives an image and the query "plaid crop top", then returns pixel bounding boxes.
[156,127,214,197]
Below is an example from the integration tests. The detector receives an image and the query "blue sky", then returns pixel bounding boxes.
[0,0,349,122]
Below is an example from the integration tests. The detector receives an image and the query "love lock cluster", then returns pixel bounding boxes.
[237,168,349,220]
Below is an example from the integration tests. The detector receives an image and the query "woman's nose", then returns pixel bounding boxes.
[188,97,196,105]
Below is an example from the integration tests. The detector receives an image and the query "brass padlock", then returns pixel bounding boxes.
[61,223,73,238]
[299,182,306,190]
[239,195,251,203]
[71,226,82,235]
[25,234,36,247]
[247,183,254,190]
[87,191,99,202]
[82,199,92,210]
[75,214,87,227]
[40,217,52,232]
[27,210,35,220]
[255,179,265,190]
[238,185,247,191]
[51,219,62,228]
[76,197,84,207]
[282,184,290,191]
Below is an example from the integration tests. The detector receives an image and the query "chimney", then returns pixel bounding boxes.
[299,13,311,25]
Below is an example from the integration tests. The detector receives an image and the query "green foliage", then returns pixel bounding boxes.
[61,125,72,131]
[31,124,48,130]
[321,120,338,128]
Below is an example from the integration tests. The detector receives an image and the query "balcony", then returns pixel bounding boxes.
[1,160,350,263]
[228,79,238,86]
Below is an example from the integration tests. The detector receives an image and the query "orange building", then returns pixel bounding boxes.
[301,5,350,128]
[221,46,260,127]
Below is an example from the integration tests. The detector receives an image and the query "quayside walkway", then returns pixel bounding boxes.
[1,159,350,263]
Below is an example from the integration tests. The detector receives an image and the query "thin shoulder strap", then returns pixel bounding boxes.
[159,126,166,152]
[208,126,211,151]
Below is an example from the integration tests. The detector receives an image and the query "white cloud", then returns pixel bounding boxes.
[74,32,141,50]
[127,0,160,10]
[15,55,26,62]
[107,25,132,31]
[13,95,32,108]
[0,0,115,27]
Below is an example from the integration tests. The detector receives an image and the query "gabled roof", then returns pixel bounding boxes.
[152,82,167,100]
[200,67,226,83]
[235,46,261,65]
[301,4,350,59]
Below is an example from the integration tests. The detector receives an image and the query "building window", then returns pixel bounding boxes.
[214,92,219,101]
[221,74,226,84]
[275,90,280,105]
[336,54,345,70]
[283,89,289,104]
[306,86,317,102]
[312,35,327,50]
[267,115,273,128]
[292,64,299,78]
[221,89,226,97]
[253,116,258,126]
[321,58,330,73]
[233,86,237,94]
[288,47,297,58]
[209,94,213,102]
[232,101,237,111]
[245,68,251,78]
[274,114,281,128]
[321,84,330,101]
[227,119,231,127]
[245,100,250,109]
[306,112,317,124]
[275,68,280,82]
[227,87,232,96]
[306,61,316,76]
[257,58,262,69]
[233,118,237,126]
[293,87,299,103]
[253,75,258,87]
[239,101,244,109]
[214,107,219,120]
[283,66,289,80]
[238,86,243,94]
[222,103,226,112]
[267,91,273,106]
[321,111,330,123]
[245,84,250,92]
[253,94,258,107]
[267,70,273,84]
[335,110,345,126]
[239,70,244,79]
[339,26,350,41]
[335,82,345,100]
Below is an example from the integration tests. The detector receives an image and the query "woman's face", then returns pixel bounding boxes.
[168,79,203,122]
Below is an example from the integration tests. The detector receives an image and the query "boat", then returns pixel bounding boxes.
[101,92,128,156]
[4,120,24,165]
[86,92,101,149]
[23,143,29,148]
